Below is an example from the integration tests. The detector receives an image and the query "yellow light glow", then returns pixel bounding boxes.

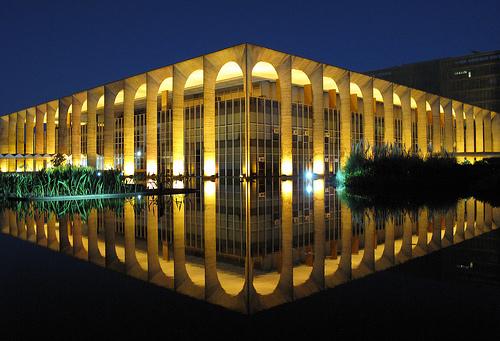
[281,158,293,176]
[204,158,216,177]
[426,101,431,111]
[291,69,311,86]
[146,161,157,176]
[350,83,363,98]
[281,180,293,196]
[114,90,124,105]
[135,83,147,100]
[313,179,324,193]
[216,62,243,82]
[411,97,417,109]
[252,61,278,80]
[452,108,456,117]
[185,69,203,89]
[440,105,444,114]
[373,88,383,102]
[204,181,216,197]
[173,159,184,176]
[67,104,72,115]
[147,178,157,189]
[124,161,134,176]
[323,77,338,91]
[313,159,324,175]
[81,100,87,112]
[159,77,173,93]
[393,93,401,106]
[97,95,105,109]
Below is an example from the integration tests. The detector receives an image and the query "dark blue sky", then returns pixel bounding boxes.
[0,0,498,114]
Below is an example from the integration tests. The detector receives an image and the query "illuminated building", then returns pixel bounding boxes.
[1,44,499,174]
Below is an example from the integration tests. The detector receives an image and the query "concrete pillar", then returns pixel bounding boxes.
[414,208,428,257]
[124,200,144,279]
[312,67,324,175]
[356,209,375,277]
[104,86,118,169]
[26,215,36,243]
[311,179,325,288]
[455,199,465,243]
[16,110,26,171]
[204,181,218,298]
[35,105,45,170]
[442,209,454,247]
[474,108,484,153]
[278,180,293,299]
[382,85,394,145]
[400,88,412,152]
[483,112,492,152]
[465,105,474,152]
[35,211,47,247]
[104,209,121,270]
[71,94,84,166]
[86,89,100,168]
[146,74,159,175]
[416,94,427,156]
[399,213,413,262]
[454,102,465,153]
[72,214,87,260]
[492,113,500,152]
[46,101,56,155]
[8,113,17,171]
[58,98,70,155]
[0,116,8,171]
[338,202,352,281]
[172,66,186,176]
[476,201,484,234]
[339,72,351,167]
[147,196,166,285]
[465,198,475,239]
[87,209,104,266]
[46,213,59,251]
[430,97,441,153]
[277,57,292,175]
[25,108,35,171]
[203,58,216,177]
[123,80,135,176]
[443,101,453,152]
[362,79,374,151]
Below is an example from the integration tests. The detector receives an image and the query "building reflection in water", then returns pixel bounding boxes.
[1,179,499,314]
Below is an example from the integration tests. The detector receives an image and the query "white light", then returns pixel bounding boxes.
[97,171,101,176]
[305,171,313,180]
[137,195,142,200]
[306,184,313,194]
[136,151,142,157]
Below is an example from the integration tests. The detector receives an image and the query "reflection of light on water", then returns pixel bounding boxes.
[306,184,312,194]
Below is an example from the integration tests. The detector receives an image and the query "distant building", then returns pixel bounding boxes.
[367,50,500,113]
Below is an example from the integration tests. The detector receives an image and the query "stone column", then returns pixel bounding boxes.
[172,66,186,176]
[0,116,8,171]
[203,58,216,177]
[474,108,484,153]
[431,97,441,153]
[277,57,292,175]
[104,86,117,169]
[382,85,394,145]
[311,179,325,288]
[465,198,475,239]
[483,112,492,152]
[455,199,465,243]
[123,80,135,176]
[86,89,100,168]
[493,113,500,152]
[16,110,26,171]
[204,181,218,298]
[339,72,351,167]
[454,102,464,153]
[362,79,374,151]
[71,94,84,166]
[465,105,474,152]
[443,100,453,152]
[416,94,427,156]
[25,108,35,171]
[35,105,45,170]
[147,196,165,285]
[312,67,324,175]
[400,88,412,152]
[58,97,70,155]
[8,113,17,171]
[46,101,56,155]
[278,180,293,299]
[146,74,159,175]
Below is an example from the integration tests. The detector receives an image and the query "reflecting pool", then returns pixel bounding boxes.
[1,178,499,314]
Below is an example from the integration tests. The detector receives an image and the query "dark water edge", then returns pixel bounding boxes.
[1,230,500,340]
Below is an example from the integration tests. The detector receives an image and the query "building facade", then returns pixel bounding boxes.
[0,44,499,176]
[368,50,500,113]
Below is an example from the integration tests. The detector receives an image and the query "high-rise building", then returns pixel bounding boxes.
[367,50,500,113]
[0,44,499,175]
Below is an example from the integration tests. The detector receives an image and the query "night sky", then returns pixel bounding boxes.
[0,0,498,114]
